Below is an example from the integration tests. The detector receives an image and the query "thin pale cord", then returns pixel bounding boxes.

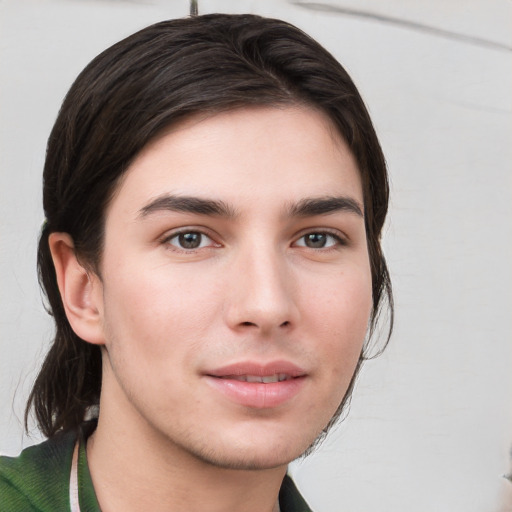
[190,0,198,16]
[69,440,81,512]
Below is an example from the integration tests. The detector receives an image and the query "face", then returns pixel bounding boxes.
[93,106,372,470]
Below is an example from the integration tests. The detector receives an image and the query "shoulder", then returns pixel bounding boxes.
[0,429,76,511]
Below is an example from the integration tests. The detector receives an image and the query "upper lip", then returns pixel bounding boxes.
[205,360,307,379]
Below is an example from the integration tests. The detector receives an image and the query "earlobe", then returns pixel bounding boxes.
[48,232,105,345]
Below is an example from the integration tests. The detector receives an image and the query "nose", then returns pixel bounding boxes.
[224,244,299,335]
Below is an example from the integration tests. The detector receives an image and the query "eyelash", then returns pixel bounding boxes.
[293,230,347,250]
[160,228,347,252]
[161,229,218,252]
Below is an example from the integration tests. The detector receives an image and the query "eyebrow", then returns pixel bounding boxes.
[138,193,363,221]
[138,194,238,219]
[287,196,364,218]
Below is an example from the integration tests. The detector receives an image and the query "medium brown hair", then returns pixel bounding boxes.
[26,13,393,438]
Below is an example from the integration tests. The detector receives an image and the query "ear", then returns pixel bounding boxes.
[49,232,105,345]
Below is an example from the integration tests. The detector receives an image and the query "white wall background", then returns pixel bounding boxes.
[1,1,511,511]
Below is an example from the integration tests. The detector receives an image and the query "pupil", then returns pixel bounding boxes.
[306,233,326,248]
[179,232,201,249]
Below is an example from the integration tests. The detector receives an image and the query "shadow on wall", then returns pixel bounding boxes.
[289,0,512,51]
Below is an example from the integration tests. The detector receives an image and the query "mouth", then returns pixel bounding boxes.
[206,360,306,379]
[220,373,293,383]
[204,361,307,409]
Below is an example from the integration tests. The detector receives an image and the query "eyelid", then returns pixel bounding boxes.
[158,225,348,251]
[160,227,221,251]
[292,228,348,249]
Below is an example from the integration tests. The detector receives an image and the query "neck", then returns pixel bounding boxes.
[86,376,287,512]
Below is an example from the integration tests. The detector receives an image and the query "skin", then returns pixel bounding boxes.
[50,106,372,512]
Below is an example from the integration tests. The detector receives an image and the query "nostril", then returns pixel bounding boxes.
[241,321,257,327]
[280,321,290,327]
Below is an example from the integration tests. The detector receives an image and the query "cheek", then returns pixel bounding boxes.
[304,267,372,377]
[100,261,221,360]
[306,264,372,332]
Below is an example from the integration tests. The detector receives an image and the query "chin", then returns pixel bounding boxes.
[185,431,317,471]
[193,447,300,471]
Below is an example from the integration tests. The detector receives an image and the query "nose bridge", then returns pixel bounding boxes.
[226,237,298,333]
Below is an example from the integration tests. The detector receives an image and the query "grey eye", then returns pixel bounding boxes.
[179,232,202,249]
[304,233,327,248]
[168,231,212,250]
[295,232,340,249]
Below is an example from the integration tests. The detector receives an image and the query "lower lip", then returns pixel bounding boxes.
[204,376,306,409]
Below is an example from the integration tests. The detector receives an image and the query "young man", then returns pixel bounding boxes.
[0,14,392,512]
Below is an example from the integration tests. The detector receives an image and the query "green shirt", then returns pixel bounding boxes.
[0,422,313,511]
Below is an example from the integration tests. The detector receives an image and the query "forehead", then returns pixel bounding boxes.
[107,106,363,217]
